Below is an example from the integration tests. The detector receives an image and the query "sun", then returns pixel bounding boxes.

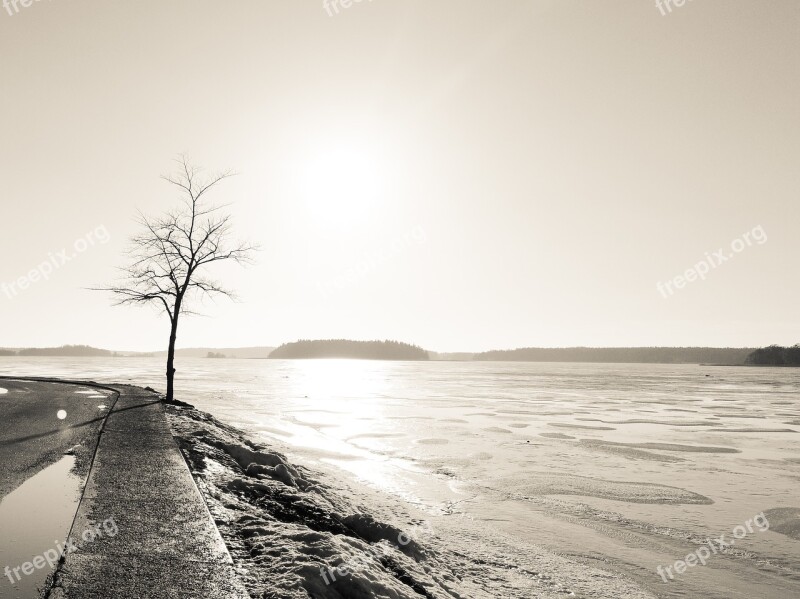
[298,144,384,230]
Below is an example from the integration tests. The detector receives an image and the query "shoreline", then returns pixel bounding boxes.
[163,398,467,598]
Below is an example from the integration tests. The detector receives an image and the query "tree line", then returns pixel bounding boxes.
[744,345,800,366]
[473,347,754,364]
[1,345,117,357]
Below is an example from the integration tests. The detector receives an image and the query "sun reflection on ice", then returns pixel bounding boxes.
[271,360,430,500]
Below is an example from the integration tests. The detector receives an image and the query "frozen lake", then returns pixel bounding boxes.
[2,358,799,598]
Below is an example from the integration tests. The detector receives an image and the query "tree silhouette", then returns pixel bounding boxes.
[98,158,256,401]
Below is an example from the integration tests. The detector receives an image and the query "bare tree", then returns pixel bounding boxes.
[99,158,256,401]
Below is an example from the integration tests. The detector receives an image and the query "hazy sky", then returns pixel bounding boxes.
[1,0,798,352]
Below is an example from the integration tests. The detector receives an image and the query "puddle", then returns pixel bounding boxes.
[0,455,83,598]
[0,388,7,394]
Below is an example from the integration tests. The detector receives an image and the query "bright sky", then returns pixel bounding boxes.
[0,0,798,352]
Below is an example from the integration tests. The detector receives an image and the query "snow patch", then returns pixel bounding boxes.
[165,404,469,599]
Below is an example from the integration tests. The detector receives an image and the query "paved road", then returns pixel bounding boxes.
[51,385,249,598]
[0,380,246,598]
[0,379,116,501]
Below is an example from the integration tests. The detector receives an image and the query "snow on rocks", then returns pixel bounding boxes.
[165,402,464,599]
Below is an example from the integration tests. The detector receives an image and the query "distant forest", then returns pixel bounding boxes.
[473,347,754,365]
[10,345,117,357]
[269,340,430,360]
[4,343,796,366]
[745,345,800,366]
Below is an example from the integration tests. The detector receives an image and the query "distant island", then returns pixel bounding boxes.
[7,345,119,357]
[269,339,430,360]
[473,347,754,365]
[745,345,800,366]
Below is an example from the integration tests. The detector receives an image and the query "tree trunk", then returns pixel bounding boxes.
[165,316,178,402]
